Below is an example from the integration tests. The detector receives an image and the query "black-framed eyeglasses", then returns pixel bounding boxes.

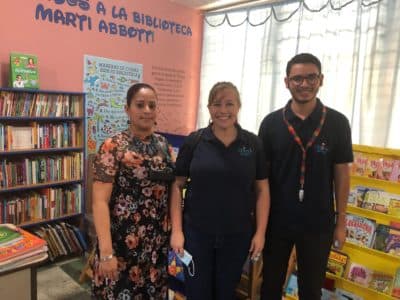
[289,73,320,85]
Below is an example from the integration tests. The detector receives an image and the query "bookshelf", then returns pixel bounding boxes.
[331,144,400,299]
[0,87,85,229]
[284,145,400,300]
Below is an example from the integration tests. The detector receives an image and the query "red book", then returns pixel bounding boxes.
[0,227,47,263]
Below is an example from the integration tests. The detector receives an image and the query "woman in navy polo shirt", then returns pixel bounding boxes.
[170,82,270,300]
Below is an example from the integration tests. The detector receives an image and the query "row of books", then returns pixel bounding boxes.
[0,224,47,272]
[0,153,83,188]
[0,122,82,151]
[0,184,82,224]
[345,213,400,256]
[348,185,400,217]
[32,222,88,261]
[285,272,364,299]
[327,249,400,297]
[0,91,82,117]
[352,151,400,182]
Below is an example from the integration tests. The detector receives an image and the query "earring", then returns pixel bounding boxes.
[127,119,131,125]
[208,119,212,125]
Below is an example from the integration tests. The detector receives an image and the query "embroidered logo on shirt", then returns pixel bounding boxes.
[315,142,328,154]
[238,146,253,156]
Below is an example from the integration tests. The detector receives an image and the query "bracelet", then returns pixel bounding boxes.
[99,253,114,262]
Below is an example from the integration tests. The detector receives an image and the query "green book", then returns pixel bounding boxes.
[9,52,40,89]
[0,225,22,247]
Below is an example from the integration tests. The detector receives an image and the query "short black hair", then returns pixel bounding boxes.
[126,83,157,106]
[286,53,322,76]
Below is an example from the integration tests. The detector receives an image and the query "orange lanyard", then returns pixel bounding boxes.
[282,104,327,202]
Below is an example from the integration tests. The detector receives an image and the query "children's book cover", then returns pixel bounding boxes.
[362,190,391,214]
[0,226,46,262]
[392,268,400,298]
[284,273,298,297]
[368,271,393,294]
[374,224,390,252]
[345,214,376,248]
[385,227,400,256]
[326,250,349,277]
[0,224,22,247]
[347,262,372,286]
[9,52,39,89]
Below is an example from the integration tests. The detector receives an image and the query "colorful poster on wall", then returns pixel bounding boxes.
[84,55,143,154]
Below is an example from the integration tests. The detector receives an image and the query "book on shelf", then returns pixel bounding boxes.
[390,160,400,183]
[345,214,376,248]
[386,227,400,256]
[67,223,88,251]
[9,52,39,89]
[352,152,368,177]
[392,267,400,298]
[335,288,364,300]
[389,195,400,217]
[284,273,298,297]
[31,222,85,261]
[352,152,400,182]
[368,271,393,295]
[347,262,372,286]
[7,126,33,150]
[321,288,337,300]
[362,190,391,214]
[374,224,391,252]
[326,249,349,277]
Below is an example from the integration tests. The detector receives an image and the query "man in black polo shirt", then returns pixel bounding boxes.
[258,53,353,300]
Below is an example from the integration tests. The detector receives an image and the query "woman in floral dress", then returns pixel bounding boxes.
[91,83,174,299]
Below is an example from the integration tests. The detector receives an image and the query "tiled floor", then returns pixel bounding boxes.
[37,257,91,300]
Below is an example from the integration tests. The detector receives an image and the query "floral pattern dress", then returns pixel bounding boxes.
[91,130,174,300]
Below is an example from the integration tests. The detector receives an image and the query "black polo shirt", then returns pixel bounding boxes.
[175,125,268,234]
[258,99,353,234]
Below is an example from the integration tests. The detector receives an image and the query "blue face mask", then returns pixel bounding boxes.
[178,249,192,266]
[178,250,195,277]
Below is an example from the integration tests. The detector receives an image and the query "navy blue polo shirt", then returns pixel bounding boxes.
[258,99,353,233]
[175,125,268,234]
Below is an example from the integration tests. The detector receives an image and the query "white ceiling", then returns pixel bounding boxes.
[169,0,258,11]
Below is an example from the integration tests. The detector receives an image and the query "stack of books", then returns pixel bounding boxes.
[0,224,47,272]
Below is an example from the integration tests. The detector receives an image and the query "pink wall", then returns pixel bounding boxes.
[0,0,203,135]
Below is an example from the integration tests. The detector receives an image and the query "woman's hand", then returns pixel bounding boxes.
[98,256,119,281]
[170,230,185,256]
[249,231,265,261]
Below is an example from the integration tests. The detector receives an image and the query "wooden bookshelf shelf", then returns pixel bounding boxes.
[326,273,396,300]
[0,147,84,156]
[19,213,83,228]
[0,117,84,121]
[0,179,83,194]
